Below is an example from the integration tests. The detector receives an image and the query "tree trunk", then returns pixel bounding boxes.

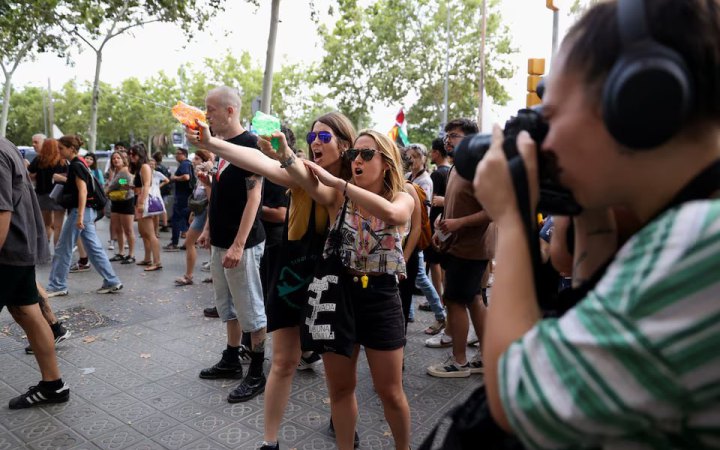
[260,0,281,114]
[0,71,13,137]
[89,49,103,152]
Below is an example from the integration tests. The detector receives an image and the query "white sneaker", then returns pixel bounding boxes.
[467,328,479,347]
[425,330,453,348]
[427,357,471,378]
[201,261,211,272]
[97,283,123,294]
[107,240,115,251]
[47,289,68,298]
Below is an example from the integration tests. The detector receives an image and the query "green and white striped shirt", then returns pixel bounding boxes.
[500,200,720,449]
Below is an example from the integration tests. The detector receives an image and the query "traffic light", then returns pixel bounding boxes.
[527,58,545,107]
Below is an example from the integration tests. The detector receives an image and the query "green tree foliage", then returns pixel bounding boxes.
[4,53,320,151]
[4,86,46,145]
[55,0,230,151]
[0,0,68,136]
[318,0,516,144]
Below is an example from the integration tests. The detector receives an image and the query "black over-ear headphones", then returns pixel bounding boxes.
[602,0,694,149]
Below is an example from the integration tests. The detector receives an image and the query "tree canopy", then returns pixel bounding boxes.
[318,0,516,143]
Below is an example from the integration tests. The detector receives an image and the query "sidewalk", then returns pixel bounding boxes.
[0,224,483,449]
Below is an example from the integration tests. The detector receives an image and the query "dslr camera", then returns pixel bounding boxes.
[453,108,582,216]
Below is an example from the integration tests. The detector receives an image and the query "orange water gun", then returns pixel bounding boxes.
[171,101,206,129]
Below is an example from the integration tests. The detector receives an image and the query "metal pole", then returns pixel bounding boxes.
[47,78,55,139]
[477,0,487,132]
[260,0,281,114]
[442,0,450,133]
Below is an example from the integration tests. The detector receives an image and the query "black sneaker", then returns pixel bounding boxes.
[328,418,360,448]
[238,344,252,365]
[9,383,70,409]
[227,374,266,403]
[25,322,71,355]
[199,352,243,379]
[259,442,279,450]
[297,351,322,371]
[203,306,219,318]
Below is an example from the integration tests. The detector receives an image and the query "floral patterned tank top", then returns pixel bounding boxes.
[324,200,406,276]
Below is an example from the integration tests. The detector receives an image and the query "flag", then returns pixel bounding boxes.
[388,108,409,147]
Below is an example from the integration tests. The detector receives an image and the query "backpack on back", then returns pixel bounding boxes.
[408,181,432,251]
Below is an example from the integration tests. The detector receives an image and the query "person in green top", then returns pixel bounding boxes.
[474,0,720,448]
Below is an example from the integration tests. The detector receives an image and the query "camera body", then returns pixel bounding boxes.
[453,108,582,216]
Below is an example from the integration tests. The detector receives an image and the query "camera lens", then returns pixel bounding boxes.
[453,133,490,181]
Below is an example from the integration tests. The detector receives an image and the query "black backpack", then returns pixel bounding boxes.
[78,162,108,217]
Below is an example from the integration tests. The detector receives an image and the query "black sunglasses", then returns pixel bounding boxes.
[345,148,377,162]
[306,131,333,145]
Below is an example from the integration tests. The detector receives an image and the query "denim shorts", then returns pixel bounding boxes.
[211,243,267,332]
[189,209,207,232]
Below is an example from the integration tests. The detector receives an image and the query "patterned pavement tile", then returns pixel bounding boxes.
[127,412,181,438]
[11,417,67,444]
[0,432,24,450]
[150,425,204,450]
[208,424,262,449]
[54,404,124,440]
[91,425,145,450]
[26,429,87,450]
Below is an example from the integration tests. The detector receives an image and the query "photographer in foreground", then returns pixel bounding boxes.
[475,0,720,448]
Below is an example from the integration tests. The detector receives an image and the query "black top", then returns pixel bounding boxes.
[262,178,289,247]
[209,132,265,250]
[63,158,92,209]
[429,164,451,229]
[174,159,193,197]
[27,159,66,195]
[156,163,172,196]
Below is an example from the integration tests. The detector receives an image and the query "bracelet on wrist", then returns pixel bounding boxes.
[280,154,295,169]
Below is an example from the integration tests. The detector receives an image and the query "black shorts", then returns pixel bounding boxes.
[0,264,39,312]
[423,245,445,265]
[343,273,406,351]
[441,255,488,305]
[111,199,135,215]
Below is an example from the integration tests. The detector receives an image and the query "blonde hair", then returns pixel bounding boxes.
[355,129,405,201]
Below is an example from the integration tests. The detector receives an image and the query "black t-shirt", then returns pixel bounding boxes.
[63,158,92,209]
[429,164,451,229]
[156,163,172,196]
[174,159,193,197]
[209,132,265,249]
[27,159,66,195]
[262,178,289,247]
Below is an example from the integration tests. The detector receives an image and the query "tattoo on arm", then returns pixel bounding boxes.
[245,175,262,191]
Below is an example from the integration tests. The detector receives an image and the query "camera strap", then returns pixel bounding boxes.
[507,157,545,301]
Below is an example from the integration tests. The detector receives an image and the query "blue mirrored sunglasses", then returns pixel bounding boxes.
[306,131,333,145]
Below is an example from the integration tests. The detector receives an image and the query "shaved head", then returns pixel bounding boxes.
[205,86,244,138]
[207,86,242,111]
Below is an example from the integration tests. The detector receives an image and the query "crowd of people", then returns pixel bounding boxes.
[1,0,719,448]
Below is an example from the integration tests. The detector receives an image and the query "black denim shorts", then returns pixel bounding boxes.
[343,273,406,351]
